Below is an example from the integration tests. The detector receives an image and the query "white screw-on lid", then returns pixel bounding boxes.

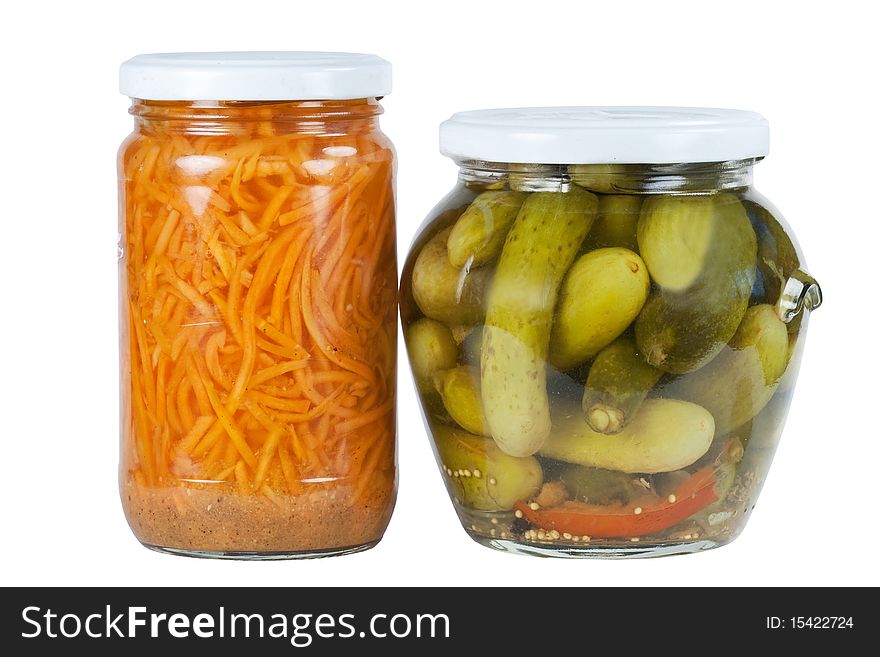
[439,107,769,164]
[119,51,391,101]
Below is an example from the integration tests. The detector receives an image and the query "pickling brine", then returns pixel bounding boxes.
[401,107,821,558]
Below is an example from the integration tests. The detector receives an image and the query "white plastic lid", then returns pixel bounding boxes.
[119,51,391,101]
[439,107,769,164]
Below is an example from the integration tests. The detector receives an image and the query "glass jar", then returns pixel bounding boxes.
[401,107,821,558]
[118,53,397,559]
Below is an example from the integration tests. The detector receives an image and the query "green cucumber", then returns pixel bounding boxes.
[447,190,527,268]
[635,193,757,373]
[411,226,490,326]
[582,336,663,434]
[482,187,598,456]
[540,398,715,474]
[405,318,458,394]
[659,304,789,436]
[582,194,642,252]
[433,424,543,511]
[549,247,650,370]
[434,366,488,436]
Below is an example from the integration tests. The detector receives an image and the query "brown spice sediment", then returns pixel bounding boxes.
[122,475,395,554]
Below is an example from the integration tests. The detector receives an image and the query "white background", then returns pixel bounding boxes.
[1,0,877,587]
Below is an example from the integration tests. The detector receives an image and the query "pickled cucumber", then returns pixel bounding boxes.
[411,226,490,326]
[570,164,631,194]
[446,191,527,268]
[582,336,663,434]
[729,304,790,381]
[659,304,789,436]
[635,194,757,373]
[743,199,800,308]
[434,366,487,436]
[482,188,598,457]
[434,424,543,511]
[405,318,458,394]
[637,194,757,292]
[639,195,718,291]
[582,194,642,252]
[635,293,750,375]
[557,465,635,505]
[549,247,650,370]
[540,399,715,473]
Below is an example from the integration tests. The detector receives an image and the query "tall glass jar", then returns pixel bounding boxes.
[118,53,397,559]
[401,107,821,558]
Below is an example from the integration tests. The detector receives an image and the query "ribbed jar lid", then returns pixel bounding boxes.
[120,51,391,101]
[440,106,769,164]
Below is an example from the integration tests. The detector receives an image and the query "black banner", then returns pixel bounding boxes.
[1,587,868,653]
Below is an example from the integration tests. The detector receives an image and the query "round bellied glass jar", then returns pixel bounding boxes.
[118,53,397,559]
[400,107,821,558]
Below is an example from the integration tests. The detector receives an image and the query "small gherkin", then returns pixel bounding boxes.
[635,193,758,373]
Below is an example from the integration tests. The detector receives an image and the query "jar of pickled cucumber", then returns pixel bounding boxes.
[118,53,397,558]
[400,107,821,558]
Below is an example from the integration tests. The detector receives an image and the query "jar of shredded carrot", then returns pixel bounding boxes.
[118,52,397,558]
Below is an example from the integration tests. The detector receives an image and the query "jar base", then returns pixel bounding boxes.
[468,534,727,559]
[141,540,380,561]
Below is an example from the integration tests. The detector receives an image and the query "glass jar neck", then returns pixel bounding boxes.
[457,159,757,194]
[130,98,383,136]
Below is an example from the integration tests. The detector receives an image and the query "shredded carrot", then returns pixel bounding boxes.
[246,391,311,413]
[120,99,396,507]
[234,461,251,495]
[177,415,215,454]
[254,427,282,489]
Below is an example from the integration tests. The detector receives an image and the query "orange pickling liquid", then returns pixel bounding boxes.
[118,99,397,555]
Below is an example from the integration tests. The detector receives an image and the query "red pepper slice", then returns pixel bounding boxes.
[515,466,717,538]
